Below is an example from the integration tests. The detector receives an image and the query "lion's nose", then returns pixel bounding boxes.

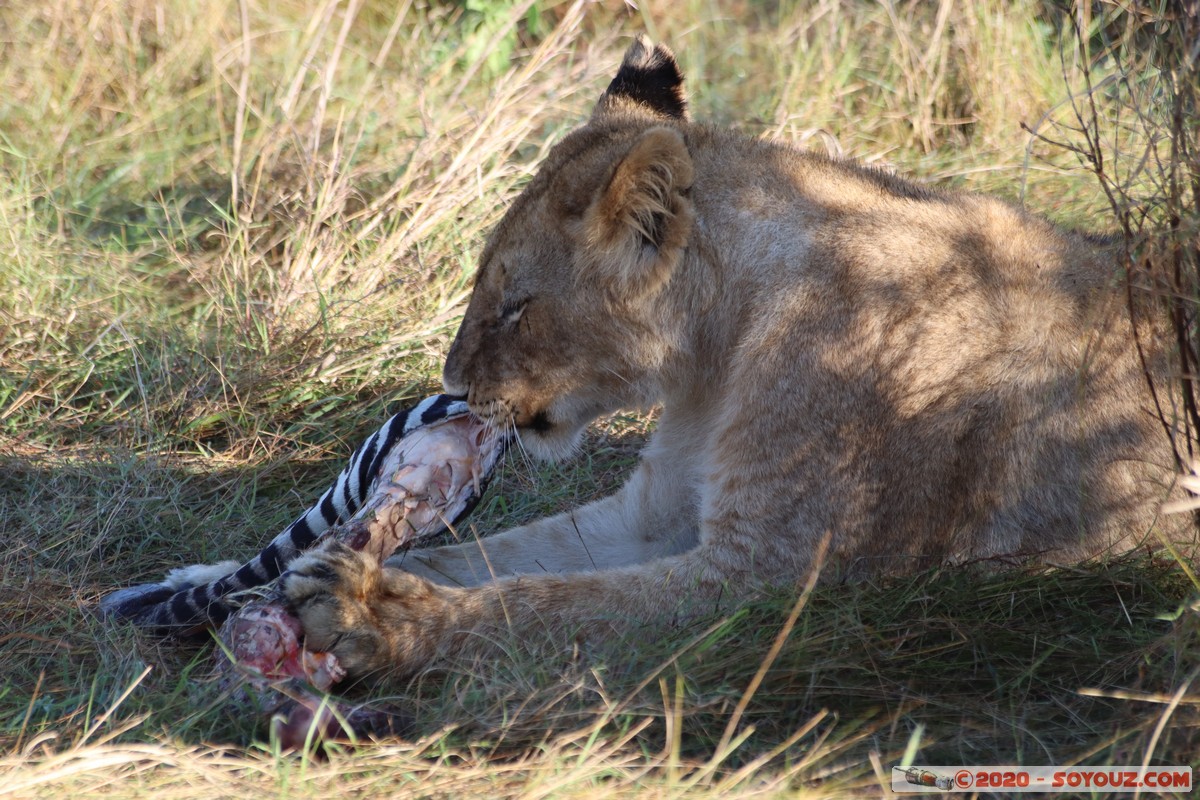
[442,356,468,397]
[442,374,468,398]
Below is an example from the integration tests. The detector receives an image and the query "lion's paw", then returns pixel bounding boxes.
[282,543,452,679]
[281,543,394,676]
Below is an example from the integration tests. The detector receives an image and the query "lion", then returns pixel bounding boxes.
[282,37,1188,681]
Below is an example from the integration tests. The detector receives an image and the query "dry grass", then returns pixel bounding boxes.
[2,1,1198,797]
[1025,1,1200,472]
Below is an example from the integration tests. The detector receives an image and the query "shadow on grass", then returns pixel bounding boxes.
[378,553,1199,776]
[2,426,1197,777]
[0,419,648,749]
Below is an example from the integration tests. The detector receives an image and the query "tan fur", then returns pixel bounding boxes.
[283,38,1193,681]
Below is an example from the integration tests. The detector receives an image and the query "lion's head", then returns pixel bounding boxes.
[442,38,696,460]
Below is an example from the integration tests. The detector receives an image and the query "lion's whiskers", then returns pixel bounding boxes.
[507,416,537,478]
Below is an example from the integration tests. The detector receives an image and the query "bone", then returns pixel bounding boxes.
[213,412,505,748]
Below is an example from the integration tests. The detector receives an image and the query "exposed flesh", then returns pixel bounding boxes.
[215,414,503,743]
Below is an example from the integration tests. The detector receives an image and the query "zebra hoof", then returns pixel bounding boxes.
[99,583,175,620]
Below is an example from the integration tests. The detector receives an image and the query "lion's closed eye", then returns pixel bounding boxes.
[499,299,527,325]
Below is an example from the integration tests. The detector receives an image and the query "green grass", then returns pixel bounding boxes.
[2,0,1198,796]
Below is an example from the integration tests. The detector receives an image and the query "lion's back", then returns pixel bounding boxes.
[696,149,1184,570]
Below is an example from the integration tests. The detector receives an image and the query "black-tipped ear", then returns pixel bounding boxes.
[594,35,687,121]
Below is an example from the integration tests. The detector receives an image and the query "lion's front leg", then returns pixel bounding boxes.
[285,539,746,682]
[394,410,709,587]
[282,543,465,678]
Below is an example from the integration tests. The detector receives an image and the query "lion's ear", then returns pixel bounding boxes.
[580,126,694,301]
[593,36,688,121]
